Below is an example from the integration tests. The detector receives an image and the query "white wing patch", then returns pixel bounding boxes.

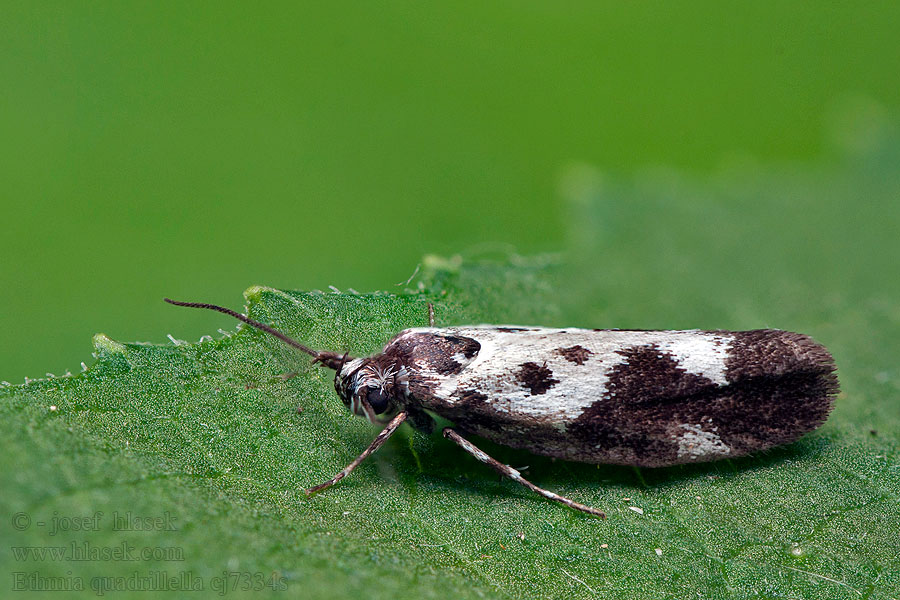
[401,327,734,421]
[675,423,732,460]
[654,335,730,385]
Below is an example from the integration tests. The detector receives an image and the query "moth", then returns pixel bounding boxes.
[165,299,839,518]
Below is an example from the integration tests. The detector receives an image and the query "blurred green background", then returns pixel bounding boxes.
[2,2,899,383]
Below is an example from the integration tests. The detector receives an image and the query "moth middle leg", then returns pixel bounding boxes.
[442,428,605,518]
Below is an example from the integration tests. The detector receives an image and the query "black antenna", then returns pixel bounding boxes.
[164,298,323,357]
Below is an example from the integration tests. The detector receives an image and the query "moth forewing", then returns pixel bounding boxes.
[386,326,838,468]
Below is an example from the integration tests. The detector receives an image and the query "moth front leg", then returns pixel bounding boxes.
[443,428,606,518]
[306,412,408,495]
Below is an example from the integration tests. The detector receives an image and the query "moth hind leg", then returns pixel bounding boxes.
[442,428,605,518]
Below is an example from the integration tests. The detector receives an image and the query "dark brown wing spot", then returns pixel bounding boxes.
[515,362,559,395]
[459,389,488,403]
[383,332,481,375]
[605,345,714,403]
[724,329,836,382]
[568,345,716,465]
[557,345,594,365]
[435,361,462,375]
[568,341,837,466]
[453,336,481,358]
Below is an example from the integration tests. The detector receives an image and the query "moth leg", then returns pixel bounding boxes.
[443,428,606,518]
[427,302,435,327]
[306,411,408,495]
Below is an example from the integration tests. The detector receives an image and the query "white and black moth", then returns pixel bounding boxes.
[165,298,839,518]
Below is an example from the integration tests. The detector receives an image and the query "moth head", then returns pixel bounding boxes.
[334,357,403,424]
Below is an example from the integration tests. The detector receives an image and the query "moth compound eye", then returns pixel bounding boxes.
[366,387,391,415]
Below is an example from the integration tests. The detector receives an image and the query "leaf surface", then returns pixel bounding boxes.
[4,145,900,599]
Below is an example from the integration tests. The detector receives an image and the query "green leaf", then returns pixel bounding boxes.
[4,144,900,598]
